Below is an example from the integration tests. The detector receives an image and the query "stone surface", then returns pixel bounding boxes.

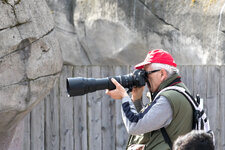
[47,0,225,66]
[1,0,225,149]
[0,0,62,149]
[47,0,91,66]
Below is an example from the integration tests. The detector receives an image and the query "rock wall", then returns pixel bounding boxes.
[1,0,225,149]
[47,0,225,66]
[0,0,62,149]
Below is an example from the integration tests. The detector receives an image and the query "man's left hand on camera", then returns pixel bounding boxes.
[131,86,144,101]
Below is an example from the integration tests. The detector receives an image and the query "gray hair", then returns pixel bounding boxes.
[151,63,179,77]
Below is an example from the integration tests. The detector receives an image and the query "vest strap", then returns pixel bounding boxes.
[160,127,172,149]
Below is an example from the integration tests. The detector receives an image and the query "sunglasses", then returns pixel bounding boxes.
[145,69,161,75]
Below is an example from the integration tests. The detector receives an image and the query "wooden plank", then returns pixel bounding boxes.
[45,80,59,150]
[101,66,116,150]
[23,114,30,150]
[59,65,74,150]
[220,65,225,149]
[30,100,45,150]
[87,66,102,150]
[73,66,88,150]
[21,64,225,150]
[114,66,129,150]
[206,66,220,149]
[179,65,194,94]
[193,66,207,105]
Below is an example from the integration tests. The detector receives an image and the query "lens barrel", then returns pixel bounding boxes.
[66,69,146,97]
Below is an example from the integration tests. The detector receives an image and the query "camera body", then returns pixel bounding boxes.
[66,69,147,97]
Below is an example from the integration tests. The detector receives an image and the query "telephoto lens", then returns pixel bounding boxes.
[66,69,146,97]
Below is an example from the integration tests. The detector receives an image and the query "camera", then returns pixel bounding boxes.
[66,69,147,97]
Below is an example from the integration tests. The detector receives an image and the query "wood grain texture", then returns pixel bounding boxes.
[22,65,225,150]
[206,66,220,149]
[101,66,116,150]
[73,66,88,150]
[220,66,225,149]
[59,66,74,150]
[87,66,102,150]
[115,66,129,150]
[45,80,59,150]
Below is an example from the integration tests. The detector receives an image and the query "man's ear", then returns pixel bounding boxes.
[160,69,168,81]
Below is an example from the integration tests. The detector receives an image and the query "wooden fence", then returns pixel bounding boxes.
[22,65,225,150]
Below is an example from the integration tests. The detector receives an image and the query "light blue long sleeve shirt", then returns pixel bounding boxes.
[121,95,173,135]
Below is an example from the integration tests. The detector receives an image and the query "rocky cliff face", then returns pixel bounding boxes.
[1,0,225,149]
[48,0,225,66]
[0,0,62,149]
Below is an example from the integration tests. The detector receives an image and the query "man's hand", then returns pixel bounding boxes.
[105,78,129,100]
[131,86,145,101]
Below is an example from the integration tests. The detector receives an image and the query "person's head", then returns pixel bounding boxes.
[173,130,215,150]
[134,49,178,93]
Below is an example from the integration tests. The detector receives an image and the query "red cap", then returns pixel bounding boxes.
[135,49,177,69]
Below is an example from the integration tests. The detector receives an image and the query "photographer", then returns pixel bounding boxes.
[106,49,193,150]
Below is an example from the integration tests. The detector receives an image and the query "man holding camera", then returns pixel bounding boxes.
[106,49,193,150]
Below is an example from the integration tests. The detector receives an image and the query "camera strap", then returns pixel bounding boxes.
[161,127,172,149]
